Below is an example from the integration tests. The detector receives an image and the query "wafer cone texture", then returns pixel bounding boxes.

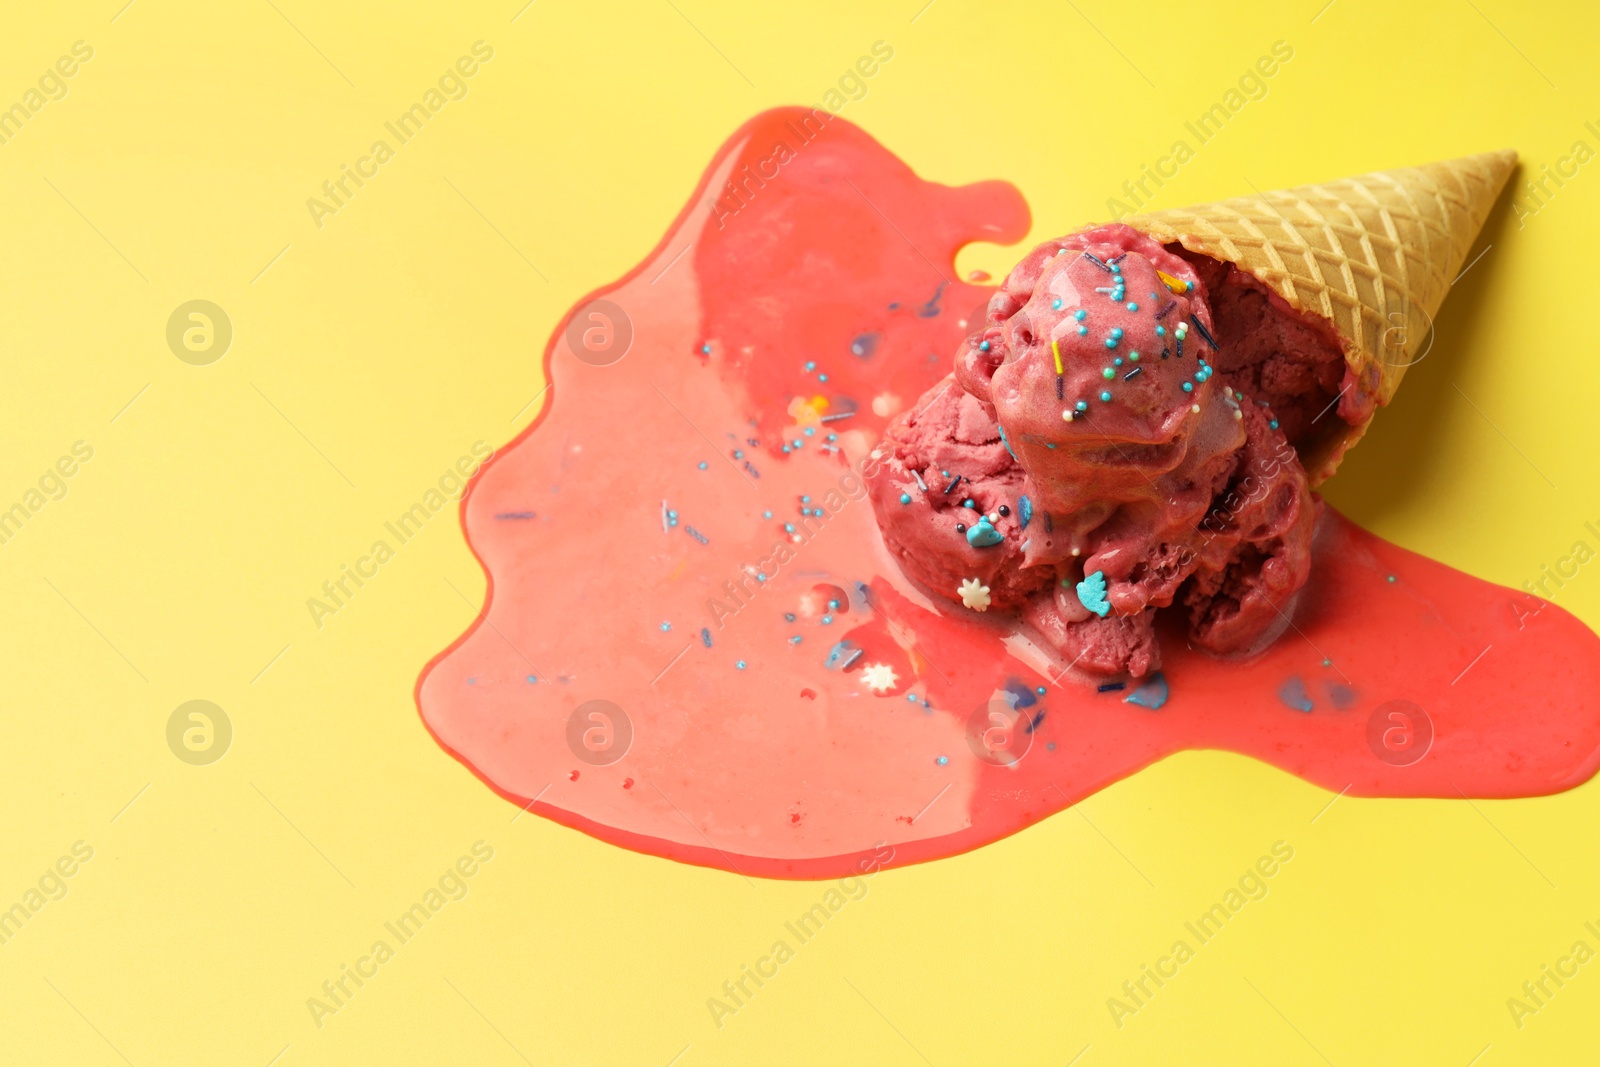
[1124,151,1516,483]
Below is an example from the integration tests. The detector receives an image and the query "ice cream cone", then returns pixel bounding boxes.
[1123,150,1517,483]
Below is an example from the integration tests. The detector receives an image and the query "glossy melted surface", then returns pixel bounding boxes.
[416,109,1600,880]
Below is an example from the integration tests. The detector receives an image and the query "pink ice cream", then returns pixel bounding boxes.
[868,224,1324,676]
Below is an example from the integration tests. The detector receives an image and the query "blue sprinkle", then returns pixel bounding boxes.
[1123,672,1169,710]
[733,450,743,459]
[526,675,538,684]
[1182,382,1194,392]
[1018,495,1033,529]
[936,756,949,766]
[736,660,747,670]
[1078,325,1088,336]
[826,433,837,442]
[907,693,919,702]
[1278,676,1314,713]
[1110,263,1121,273]
[963,498,975,509]
[979,340,991,352]
[1074,309,1087,321]
[1111,327,1124,338]
[825,640,863,669]
[804,360,816,371]
[801,495,811,503]
[756,573,767,583]
[660,622,671,632]
[1004,680,1038,709]
[701,628,713,648]
[966,518,1003,547]
[784,612,796,622]
[789,635,803,645]
[851,333,880,358]
[1127,303,1139,312]
[1269,419,1279,430]
[998,423,1018,461]
[1113,357,1123,366]
[818,374,829,382]
[1076,570,1110,617]
[784,523,796,533]
[1100,391,1112,402]
[821,615,833,624]
[900,493,911,504]
[1036,686,1046,695]
[1105,337,1117,349]
[763,509,773,519]
[782,445,791,454]
[1156,325,1166,336]
[1052,298,1063,310]
[804,427,815,437]
[1075,400,1088,411]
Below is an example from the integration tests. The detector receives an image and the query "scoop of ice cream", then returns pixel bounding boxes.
[868,224,1318,676]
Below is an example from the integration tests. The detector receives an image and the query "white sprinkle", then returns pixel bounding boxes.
[1234,408,1243,419]
[1071,547,1081,557]
[1191,403,1201,413]
[1062,409,1074,422]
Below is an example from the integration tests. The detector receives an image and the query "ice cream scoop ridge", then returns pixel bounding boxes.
[868,152,1516,676]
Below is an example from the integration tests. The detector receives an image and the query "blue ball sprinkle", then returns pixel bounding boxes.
[804,427,815,436]
[1113,357,1123,366]
[821,615,833,624]
[1074,309,1087,321]
[1078,325,1088,336]
[701,343,711,354]
[826,433,837,442]
[526,675,538,683]
[736,660,747,669]
[1110,263,1121,273]
[785,612,796,622]
[782,445,791,454]
[907,693,919,702]
[784,523,795,532]
[801,495,811,503]
[697,461,708,470]
[763,510,773,519]
[660,622,671,631]
[1036,686,1046,695]
[1127,302,1139,312]
[1182,382,1193,392]
[1100,390,1112,402]
[1269,419,1279,430]
[1156,325,1166,336]
[900,492,911,504]
[789,635,802,645]
[1052,298,1063,310]
[1104,337,1117,349]
[1075,400,1088,411]
[818,374,828,382]
[1111,327,1124,338]
[804,360,816,371]
[936,756,949,766]
[979,340,991,352]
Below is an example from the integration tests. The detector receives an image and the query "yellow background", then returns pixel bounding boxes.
[3,0,1598,1063]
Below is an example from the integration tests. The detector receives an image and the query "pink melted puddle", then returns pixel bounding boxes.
[417,109,1600,880]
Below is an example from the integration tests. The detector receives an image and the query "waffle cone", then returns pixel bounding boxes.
[1123,150,1516,483]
